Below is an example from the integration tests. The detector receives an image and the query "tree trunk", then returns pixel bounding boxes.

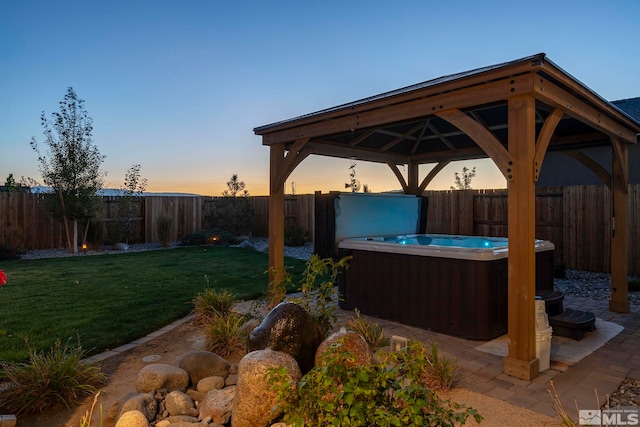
[57,188,73,253]
[73,220,78,253]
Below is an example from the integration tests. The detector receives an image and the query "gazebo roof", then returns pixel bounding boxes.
[257,53,639,380]
[255,53,639,170]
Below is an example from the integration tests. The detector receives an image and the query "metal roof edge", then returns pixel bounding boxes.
[254,53,546,134]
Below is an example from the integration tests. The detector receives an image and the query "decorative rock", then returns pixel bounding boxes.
[113,392,158,422]
[164,390,196,416]
[248,301,323,373]
[232,349,302,427]
[159,415,199,424]
[197,376,225,392]
[186,388,206,403]
[179,351,230,385]
[315,328,373,368]
[135,364,190,393]
[225,373,238,386]
[199,387,235,424]
[115,410,150,427]
[229,363,239,375]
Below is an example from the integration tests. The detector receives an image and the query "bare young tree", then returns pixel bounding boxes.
[450,166,476,190]
[30,87,106,253]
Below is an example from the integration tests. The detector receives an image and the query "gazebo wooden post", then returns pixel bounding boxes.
[609,138,629,313]
[504,94,539,380]
[268,143,286,285]
[407,161,419,195]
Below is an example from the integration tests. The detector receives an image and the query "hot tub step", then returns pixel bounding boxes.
[536,289,565,317]
[549,308,596,341]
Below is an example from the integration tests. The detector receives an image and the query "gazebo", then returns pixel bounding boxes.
[254,53,640,380]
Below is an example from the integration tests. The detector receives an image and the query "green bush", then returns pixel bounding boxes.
[629,278,640,292]
[284,224,308,247]
[204,311,248,358]
[85,217,105,249]
[0,245,24,261]
[347,309,389,352]
[268,340,481,426]
[192,285,238,321]
[0,339,106,415]
[286,255,351,337]
[206,197,253,237]
[554,262,567,279]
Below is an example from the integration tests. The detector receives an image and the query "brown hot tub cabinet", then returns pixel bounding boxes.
[338,237,555,340]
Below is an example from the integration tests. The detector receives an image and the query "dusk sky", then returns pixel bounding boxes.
[1,0,638,196]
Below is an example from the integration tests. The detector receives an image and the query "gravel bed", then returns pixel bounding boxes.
[555,269,640,306]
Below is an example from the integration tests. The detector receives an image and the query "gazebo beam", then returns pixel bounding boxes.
[261,74,534,146]
[435,109,514,180]
[534,77,638,144]
[504,94,539,381]
[418,161,450,194]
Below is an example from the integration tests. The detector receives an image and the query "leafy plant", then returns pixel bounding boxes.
[192,283,238,322]
[0,338,106,415]
[284,224,308,247]
[204,311,248,357]
[114,164,147,244]
[268,340,481,426]
[287,254,351,336]
[395,341,458,392]
[156,211,174,247]
[347,309,389,352]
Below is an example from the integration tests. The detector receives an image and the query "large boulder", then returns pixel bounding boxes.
[135,364,189,393]
[232,349,301,427]
[315,328,373,368]
[178,351,230,385]
[247,301,323,373]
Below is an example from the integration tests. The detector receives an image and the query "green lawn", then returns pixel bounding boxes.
[0,246,307,362]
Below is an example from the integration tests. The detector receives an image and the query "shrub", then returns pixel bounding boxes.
[402,341,458,391]
[0,245,24,261]
[629,278,640,293]
[204,311,248,357]
[206,197,253,237]
[192,284,238,322]
[284,224,308,247]
[268,340,481,426]
[287,255,351,337]
[554,261,567,279]
[85,217,105,249]
[156,212,174,247]
[0,339,106,415]
[347,309,389,352]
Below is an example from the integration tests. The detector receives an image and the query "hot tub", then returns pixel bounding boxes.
[338,234,555,340]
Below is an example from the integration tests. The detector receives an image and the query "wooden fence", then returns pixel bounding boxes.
[1,188,638,274]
